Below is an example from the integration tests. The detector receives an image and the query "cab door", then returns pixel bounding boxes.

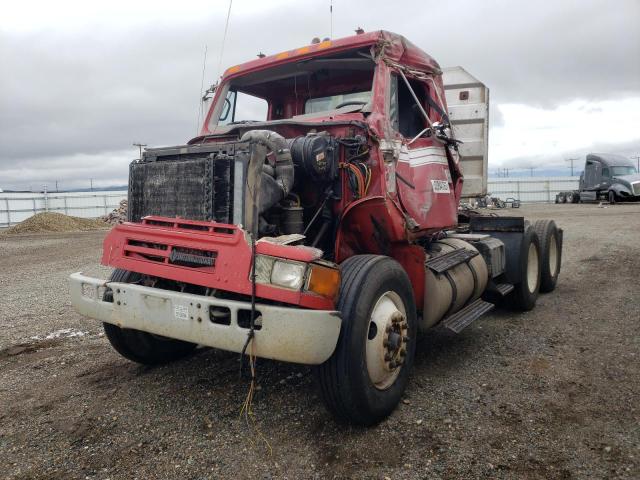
[389,73,456,231]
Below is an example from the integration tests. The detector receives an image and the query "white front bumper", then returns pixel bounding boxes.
[69,273,341,365]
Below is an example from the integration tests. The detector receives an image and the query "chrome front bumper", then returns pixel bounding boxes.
[69,273,341,365]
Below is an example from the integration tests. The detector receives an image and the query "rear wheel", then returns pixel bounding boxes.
[510,225,541,311]
[566,192,575,203]
[103,269,197,365]
[315,255,417,425]
[533,220,561,292]
[557,193,565,204]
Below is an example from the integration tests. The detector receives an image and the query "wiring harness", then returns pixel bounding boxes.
[338,136,372,199]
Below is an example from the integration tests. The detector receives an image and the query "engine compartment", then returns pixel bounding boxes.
[128,129,371,260]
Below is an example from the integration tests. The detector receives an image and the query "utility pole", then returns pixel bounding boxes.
[503,168,512,177]
[631,155,640,171]
[55,180,59,192]
[90,178,93,191]
[565,157,579,177]
[133,143,147,159]
[528,166,536,177]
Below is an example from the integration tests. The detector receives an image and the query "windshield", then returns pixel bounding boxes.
[611,166,637,176]
[208,48,375,129]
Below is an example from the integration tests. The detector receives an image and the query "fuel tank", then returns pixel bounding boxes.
[421,238,489,331]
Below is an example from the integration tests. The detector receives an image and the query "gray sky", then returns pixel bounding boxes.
[1,0,639,190]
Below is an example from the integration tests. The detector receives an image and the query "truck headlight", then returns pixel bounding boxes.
[253,255,340,300]
[271,260,306,289]
[254,255,306,290]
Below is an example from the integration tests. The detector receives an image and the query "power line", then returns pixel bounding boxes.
[565,157,579,177]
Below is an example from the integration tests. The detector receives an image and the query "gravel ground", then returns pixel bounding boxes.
[0,204,638,480]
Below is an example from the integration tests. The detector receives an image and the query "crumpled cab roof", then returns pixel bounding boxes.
[221,30,441,81]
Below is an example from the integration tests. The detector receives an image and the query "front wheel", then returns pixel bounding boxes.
[315,255,417,425]
[103,269,197,365]
[608,190,616,204]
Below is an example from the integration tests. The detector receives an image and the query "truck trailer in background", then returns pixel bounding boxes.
[556,153,640,204]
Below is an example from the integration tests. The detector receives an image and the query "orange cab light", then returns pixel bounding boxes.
[307,264,340,301]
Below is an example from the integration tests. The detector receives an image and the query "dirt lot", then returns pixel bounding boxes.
[0,203,638,480]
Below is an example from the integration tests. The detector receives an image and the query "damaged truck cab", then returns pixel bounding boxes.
[70,31,563,425]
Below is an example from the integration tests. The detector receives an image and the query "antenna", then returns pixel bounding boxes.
[196,45,208,135]
[565,157,579,176]
[216,0,234,80]
[330,1,333,38]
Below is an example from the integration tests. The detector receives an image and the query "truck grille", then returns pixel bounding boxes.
[633,182,640,196]
[128,143,248,225]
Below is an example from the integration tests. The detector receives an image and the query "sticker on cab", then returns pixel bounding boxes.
[431,179,450,193]
[174,304,189,321]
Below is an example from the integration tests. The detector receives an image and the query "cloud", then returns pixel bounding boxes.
[0,0,639,190]
[490,98,640,169]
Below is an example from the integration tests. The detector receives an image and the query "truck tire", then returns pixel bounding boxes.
[566,192,576,203]
[533,220,561,293]
[608,190,616,204]
[557,193,565,204]
[315,255,417,425]
[103,269,197,365]
[510,225,541,311]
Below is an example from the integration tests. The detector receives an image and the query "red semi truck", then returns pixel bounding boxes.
[70,30,562,425]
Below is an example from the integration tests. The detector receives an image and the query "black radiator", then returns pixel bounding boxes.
[128,143,247,225]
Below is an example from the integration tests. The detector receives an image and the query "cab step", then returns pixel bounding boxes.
[441,299,495,333]
[426,248,478,274]
[492,282,515,296]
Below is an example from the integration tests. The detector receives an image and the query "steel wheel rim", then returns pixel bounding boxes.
[365,291,408,390]
[548,233,558,277]
[527,243,539,293]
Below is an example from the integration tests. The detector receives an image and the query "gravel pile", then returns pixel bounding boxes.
[102,199,128,224]
[1,212,107,235]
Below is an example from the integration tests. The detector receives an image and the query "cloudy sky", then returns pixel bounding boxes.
[1,0,639,190]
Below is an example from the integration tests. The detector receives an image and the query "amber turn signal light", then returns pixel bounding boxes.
[306,264,340,301]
